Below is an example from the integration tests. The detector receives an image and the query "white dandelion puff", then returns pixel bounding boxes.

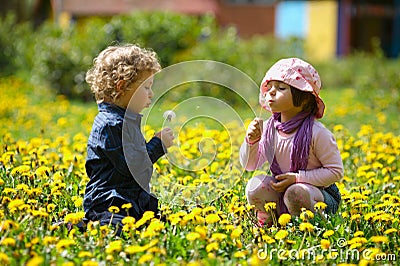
[163,110,176,122]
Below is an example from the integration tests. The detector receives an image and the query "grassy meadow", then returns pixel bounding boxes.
[0,76,399,265]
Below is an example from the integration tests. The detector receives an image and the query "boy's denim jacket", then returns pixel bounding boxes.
[83,102,165,218]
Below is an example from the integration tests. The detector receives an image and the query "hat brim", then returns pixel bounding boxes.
[259,86,326,119]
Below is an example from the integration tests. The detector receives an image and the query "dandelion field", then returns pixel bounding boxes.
[1,77,400,265]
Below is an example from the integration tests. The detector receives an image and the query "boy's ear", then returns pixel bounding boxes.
[116,80,126,94]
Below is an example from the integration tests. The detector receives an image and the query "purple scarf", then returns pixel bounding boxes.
[258,112,315,213]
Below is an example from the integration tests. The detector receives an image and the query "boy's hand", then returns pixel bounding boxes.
[270,173,297,192]
[155,128,174,148]
[246,118,263,144]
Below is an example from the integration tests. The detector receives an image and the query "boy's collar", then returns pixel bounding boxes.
[98,102,142,120]
[98,102,125,114]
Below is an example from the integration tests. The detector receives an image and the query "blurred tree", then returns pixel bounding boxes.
[32,0,52,28]
[0,0,51,28]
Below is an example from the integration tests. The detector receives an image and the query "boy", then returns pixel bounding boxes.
[83,44,174,229]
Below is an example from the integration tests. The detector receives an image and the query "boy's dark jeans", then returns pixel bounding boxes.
[75,191,159,235]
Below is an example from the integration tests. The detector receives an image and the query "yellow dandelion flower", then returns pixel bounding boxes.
[1,238,16,246]
[225,224,235,231]
[147,247,164,255]
[299,222,314,232]
[327,251,339,260]
[333,124,344,131]
[194,215,205,224]
[1,220,19,230]
[78,251,93,258]
[286,239,296,245]
[82,261,98,266]
[231,226,243,239]
[234,251,247,258]
[125,245,147,255]
[168,214,182,225]
[202,206,216,214]
[108,206,120,214]
[10,165,30,176]
[187,261,202,266]
[1,197,11,205]
[138,253,153,264]
[99,225,109,236]
[384,228,397,235]
[349,242,363,249]
[35,166,51,177]
[195,225,207,239]
[122,223,135,232]
[235,239,243,248]
[211,233,227,242]
[53,171,63,182]
[274,229,289,240]
[264,202,276,212]
[351,214,361,221]
[341,152,350,160]
[141,220,165,238]
[186,232,201,241]
[135,211,155,227]
[364,212,376,221]
[16,184,29,192]
[323,230,334,238]
[8,199,25,211]
[299,209,314,220]
[354,231,364,237]
[246,204,255,211]
[278,213,291,227]
[370,236,388,243]
[348,237,367,249]
[43,236,58,245]
[106,240,122,254]
[363,248,381,261]
[380,194,392,201]
[87,221,99,232]
[72,197,83,208]
[189,207,203,216]
[206,242,219,252]
[314,202,327,211]
[121,203,132,210]
[320,239,330,249]
[0,252,9,264]
[26,256,44,266]
[56,239,75,251]
[122,216,135,225]
[205,213,220,224]
[64,212,85,225]
[262,234,276,244]
[47,203,56,212]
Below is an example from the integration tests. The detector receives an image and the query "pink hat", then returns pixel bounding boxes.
[259,58,325,119]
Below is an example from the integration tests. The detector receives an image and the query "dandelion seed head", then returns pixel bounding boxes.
[163,110,176,122]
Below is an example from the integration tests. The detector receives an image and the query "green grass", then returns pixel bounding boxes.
[0,77,399,265]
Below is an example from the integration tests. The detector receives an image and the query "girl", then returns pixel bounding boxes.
[239,58,343,226]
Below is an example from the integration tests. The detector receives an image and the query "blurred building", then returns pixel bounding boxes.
[6,0,398,59]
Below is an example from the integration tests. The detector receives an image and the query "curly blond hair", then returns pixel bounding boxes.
[86,44,161,103]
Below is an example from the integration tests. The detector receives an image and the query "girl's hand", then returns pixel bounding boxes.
[270,173,297,192]
[246,117,263,144]
[155,128,174,148]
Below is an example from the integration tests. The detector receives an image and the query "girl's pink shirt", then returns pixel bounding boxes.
[240,121,343,187]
